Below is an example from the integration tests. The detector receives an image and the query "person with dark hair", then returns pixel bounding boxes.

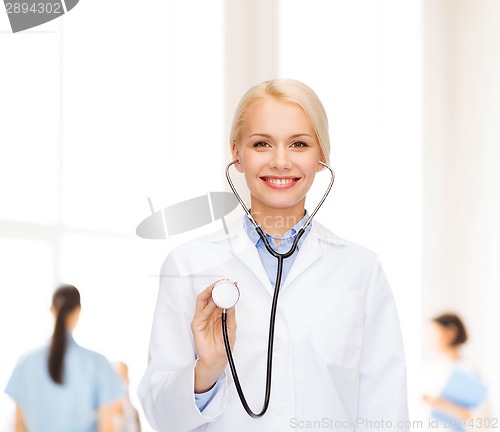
[422,313,489,432]
[5,284,125,432]
[432,313,468,348]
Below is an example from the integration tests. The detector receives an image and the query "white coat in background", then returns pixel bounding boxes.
[138,215,409,432]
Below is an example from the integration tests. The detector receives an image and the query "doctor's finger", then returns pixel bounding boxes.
[194,280,223,315]
[194,297,215,324]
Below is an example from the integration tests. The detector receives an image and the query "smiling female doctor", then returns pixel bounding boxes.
[138,79,409,432]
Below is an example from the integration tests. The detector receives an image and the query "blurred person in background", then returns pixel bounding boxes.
[422,313,490,432]
[4,284,125,432]
[112,361,141,432]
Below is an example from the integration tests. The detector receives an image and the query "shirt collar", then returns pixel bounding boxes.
[243,210,311,247]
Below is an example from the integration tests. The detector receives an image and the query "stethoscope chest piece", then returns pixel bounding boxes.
[211,280,240,309]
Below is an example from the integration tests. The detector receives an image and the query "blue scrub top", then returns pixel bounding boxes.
[5,334,125,432]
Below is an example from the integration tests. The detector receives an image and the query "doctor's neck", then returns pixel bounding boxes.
[250,200,306,238]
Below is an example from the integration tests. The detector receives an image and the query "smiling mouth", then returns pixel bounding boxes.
[260,176,300,189]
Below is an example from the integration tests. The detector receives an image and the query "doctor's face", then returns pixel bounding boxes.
[232,97,323,217]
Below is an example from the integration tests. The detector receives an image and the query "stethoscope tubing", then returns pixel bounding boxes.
[222,159,335,418]
[225,160,335,255]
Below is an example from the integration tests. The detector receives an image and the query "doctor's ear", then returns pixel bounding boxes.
[231,142,244,173]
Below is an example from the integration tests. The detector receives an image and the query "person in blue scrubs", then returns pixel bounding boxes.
[5,284,125,432]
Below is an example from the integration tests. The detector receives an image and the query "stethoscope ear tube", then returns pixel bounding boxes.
[225,160,335,233]
[304,161,335,230]
[222,159,335,418]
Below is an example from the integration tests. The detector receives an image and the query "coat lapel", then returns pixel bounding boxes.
[210,216,343,294]
[282,227,323,289]
[213,215,273,293]
[231,231,274,293]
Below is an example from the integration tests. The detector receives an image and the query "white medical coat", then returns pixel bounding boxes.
[138,216,409,432]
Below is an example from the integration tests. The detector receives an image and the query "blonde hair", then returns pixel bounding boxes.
[230,79,330,164]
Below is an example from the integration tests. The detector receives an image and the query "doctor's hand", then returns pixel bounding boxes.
[192,281,237,393]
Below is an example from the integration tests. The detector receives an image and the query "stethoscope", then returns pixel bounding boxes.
[210,159,335,418]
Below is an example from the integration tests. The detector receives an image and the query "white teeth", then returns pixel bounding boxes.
[266,178,294,185]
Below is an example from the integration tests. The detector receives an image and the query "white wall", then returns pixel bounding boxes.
[424,0,500,417]
[0,2,225,431]
[279,0,423,421]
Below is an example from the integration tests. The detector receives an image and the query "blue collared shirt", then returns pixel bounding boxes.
[243,210,312,286]
[195,211,312,411]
